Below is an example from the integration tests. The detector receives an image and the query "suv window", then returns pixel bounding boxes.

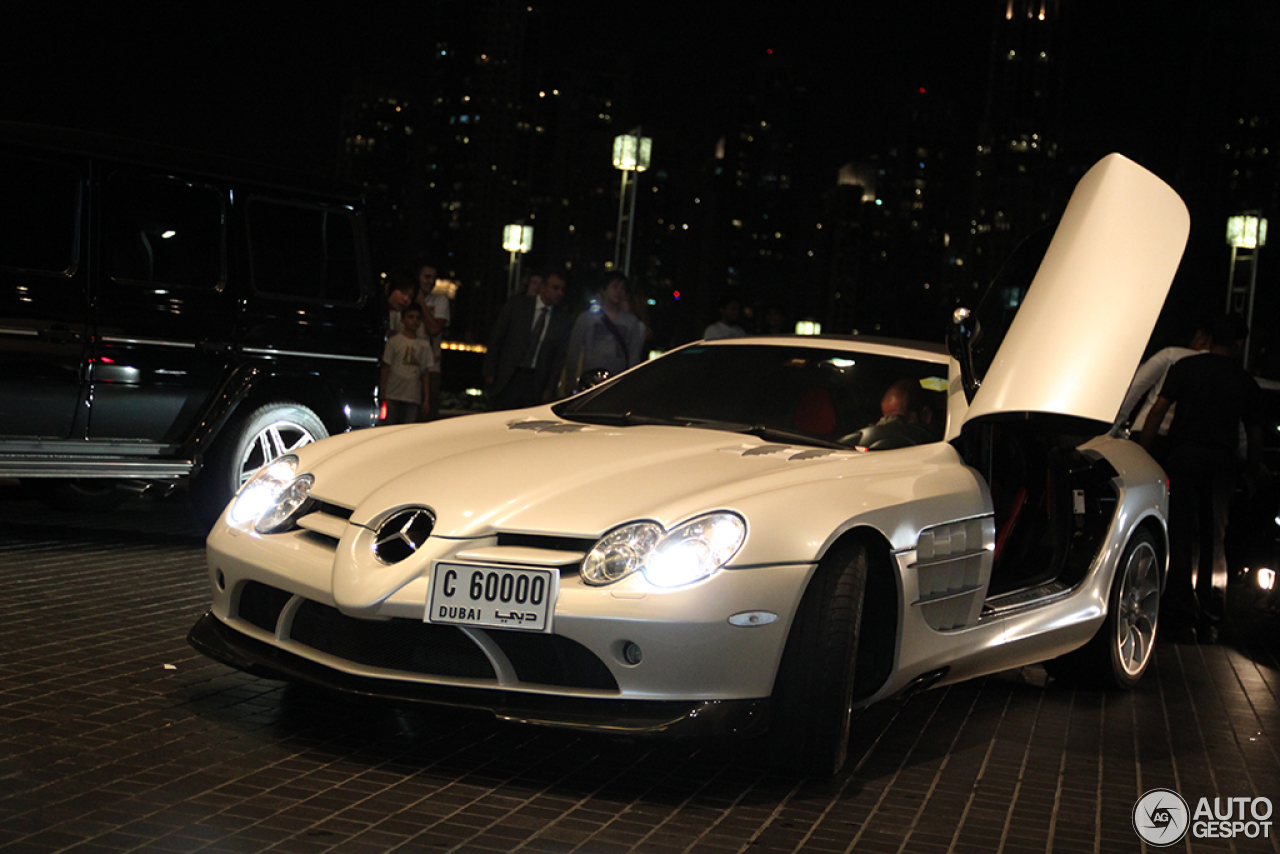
[0,156,80,275]
[104,172,224,289]
[247,198,361,303]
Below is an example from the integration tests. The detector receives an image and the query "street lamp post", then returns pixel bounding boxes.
[612,131,652,277]
[503,223,534,297]
[1226,213,1267,367]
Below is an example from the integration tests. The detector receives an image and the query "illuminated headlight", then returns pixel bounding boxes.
[581,513,746,588]
[1258,567,1276,592]
[227,455,312,532]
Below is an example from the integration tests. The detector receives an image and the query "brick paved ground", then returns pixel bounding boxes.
[1,487,1277,853]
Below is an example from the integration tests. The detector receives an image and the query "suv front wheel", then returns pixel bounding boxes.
[193,402,328,527]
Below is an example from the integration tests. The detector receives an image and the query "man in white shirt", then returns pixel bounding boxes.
[1117,324,1211,441]
[416,263,451,420]
[703,295,746,340]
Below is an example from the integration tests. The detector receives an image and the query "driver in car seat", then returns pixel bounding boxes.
[848,379,939,450]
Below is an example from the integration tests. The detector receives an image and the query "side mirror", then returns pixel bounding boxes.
[947,307,982,403]
[576,369,612,392]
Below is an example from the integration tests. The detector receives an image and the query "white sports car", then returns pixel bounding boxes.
[190,154,1188,774]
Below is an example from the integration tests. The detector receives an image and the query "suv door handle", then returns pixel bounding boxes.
[43,325,83,344]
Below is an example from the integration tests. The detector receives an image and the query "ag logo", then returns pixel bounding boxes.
[1133,788,1190,846]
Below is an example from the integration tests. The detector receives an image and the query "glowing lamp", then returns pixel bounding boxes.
[502,224,534,254]
[612,134,653,172]
[1227,215,1267,249]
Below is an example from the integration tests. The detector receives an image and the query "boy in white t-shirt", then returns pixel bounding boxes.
[380,303,435,424]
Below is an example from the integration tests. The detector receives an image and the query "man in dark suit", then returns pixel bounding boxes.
[484,271,572,410]
[1139,314,1263,644]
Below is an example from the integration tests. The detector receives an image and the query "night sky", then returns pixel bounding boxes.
[6,2,1279,356]
[10,3,1262,175]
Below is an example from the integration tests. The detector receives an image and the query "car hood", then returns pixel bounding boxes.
[966,153,1190,425]
[302,411,910,538]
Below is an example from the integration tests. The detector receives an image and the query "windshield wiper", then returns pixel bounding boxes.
[733,424,851,450]
[674,418,851,450]
[558,412,851,450]
[560,411,688,427]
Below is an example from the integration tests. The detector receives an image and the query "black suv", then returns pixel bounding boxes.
[0,124,383,522]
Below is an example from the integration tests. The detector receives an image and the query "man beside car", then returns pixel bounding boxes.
[1117,322,1212,455]
[1139,314,1263,644]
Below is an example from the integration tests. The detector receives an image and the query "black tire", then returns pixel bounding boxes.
[29,479,132,513]
[767,540,868,776]
[1045,529,1160,689]
[192,402,327,527]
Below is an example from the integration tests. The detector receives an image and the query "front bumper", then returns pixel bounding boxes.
[189,611,768,738]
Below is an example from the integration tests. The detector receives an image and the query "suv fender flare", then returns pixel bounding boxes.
[179,364,265,473]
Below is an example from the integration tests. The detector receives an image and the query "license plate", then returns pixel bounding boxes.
[427,563,557,632]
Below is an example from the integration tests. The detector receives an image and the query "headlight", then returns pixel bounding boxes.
[227,455,308,531]
[254,473,315,534]
[581,513,746,588]
[645,513,747,587]
[581,522,662,585]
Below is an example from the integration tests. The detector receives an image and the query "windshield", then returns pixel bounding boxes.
[553,344,949,450]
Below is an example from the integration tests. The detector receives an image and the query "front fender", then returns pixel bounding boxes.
[727,442,992,567]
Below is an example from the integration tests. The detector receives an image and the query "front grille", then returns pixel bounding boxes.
[299,530,340,549]
[288,600,496,679]
[235,584,617,691]
[497,532,596,553]
[237,581,294,633]
[313,500,353,520]
[488,630,618,690]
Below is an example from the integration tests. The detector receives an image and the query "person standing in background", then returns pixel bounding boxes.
[380,303,434,425]
[564,273,644,390]
[704,294,746,340]
[1139,315,1263,644]
[485,271,572,409]
[415,262,449,420]
[1117,322,1211,452]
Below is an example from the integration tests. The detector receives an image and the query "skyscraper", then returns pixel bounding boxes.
[963,0,1067,301]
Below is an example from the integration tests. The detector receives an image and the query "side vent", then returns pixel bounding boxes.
[912,517,995,631]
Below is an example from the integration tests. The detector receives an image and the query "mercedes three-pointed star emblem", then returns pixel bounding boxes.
[372,508,436,565]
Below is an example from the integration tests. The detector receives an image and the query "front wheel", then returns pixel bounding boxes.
[766,540,868,776]
[192,402,327,527]
[1047,528,1160,688]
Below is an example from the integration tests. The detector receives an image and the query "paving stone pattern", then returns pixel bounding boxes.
[1,491,1277,853]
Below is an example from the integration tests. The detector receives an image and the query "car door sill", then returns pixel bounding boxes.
[980,581,1073,620]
